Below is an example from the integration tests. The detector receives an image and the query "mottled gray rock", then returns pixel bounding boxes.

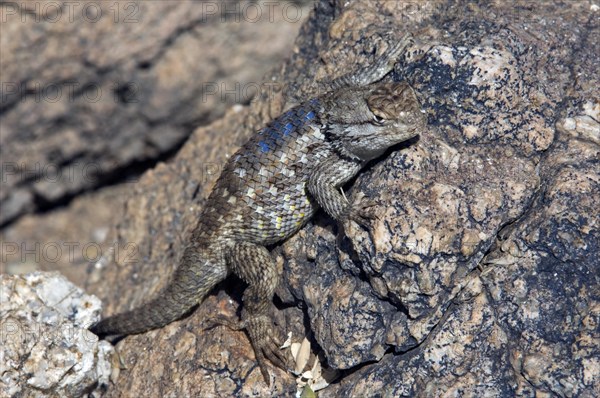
[307,1,599,397]
[0,0,308,226]
[0,272,111,397]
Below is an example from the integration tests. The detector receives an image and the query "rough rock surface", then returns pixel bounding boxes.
[0,272,111,397]
[5,0,599,397]
[1,184,130,288]
[0,0,308,226]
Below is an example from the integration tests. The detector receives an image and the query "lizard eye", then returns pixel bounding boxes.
[372,114,386,126]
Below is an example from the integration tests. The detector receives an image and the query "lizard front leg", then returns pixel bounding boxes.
[307,157,374,226]
[227,241,287,384]
[330,33,414,89]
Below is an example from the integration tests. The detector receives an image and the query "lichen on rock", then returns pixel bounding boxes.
[0,272,112,397]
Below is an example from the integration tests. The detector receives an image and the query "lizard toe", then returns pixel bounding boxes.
[245,315,289,382]
[346,192,380,228]
[203,313,243,331]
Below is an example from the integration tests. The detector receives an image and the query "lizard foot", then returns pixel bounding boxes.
[203,313,244,331]
[245,315,289,385]
[204,313,288,384]
[347,191,380,228]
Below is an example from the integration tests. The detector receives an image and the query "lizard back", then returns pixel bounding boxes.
[200,98,331,245]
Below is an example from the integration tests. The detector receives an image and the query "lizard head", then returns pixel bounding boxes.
[324,81,425,161]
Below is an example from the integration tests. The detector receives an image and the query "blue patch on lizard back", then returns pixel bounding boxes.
[258,141,270,153]
[256,99,320,153]
[283,122,294,136]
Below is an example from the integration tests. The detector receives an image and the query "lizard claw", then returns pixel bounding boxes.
[204,314,288,384]
[245,315,289,385]
[203,314,243,331]
[347,191,380,228]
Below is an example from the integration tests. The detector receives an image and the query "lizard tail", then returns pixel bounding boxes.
[90,248,226,336]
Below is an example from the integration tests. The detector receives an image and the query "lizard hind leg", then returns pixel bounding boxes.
[226,240,289,385]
